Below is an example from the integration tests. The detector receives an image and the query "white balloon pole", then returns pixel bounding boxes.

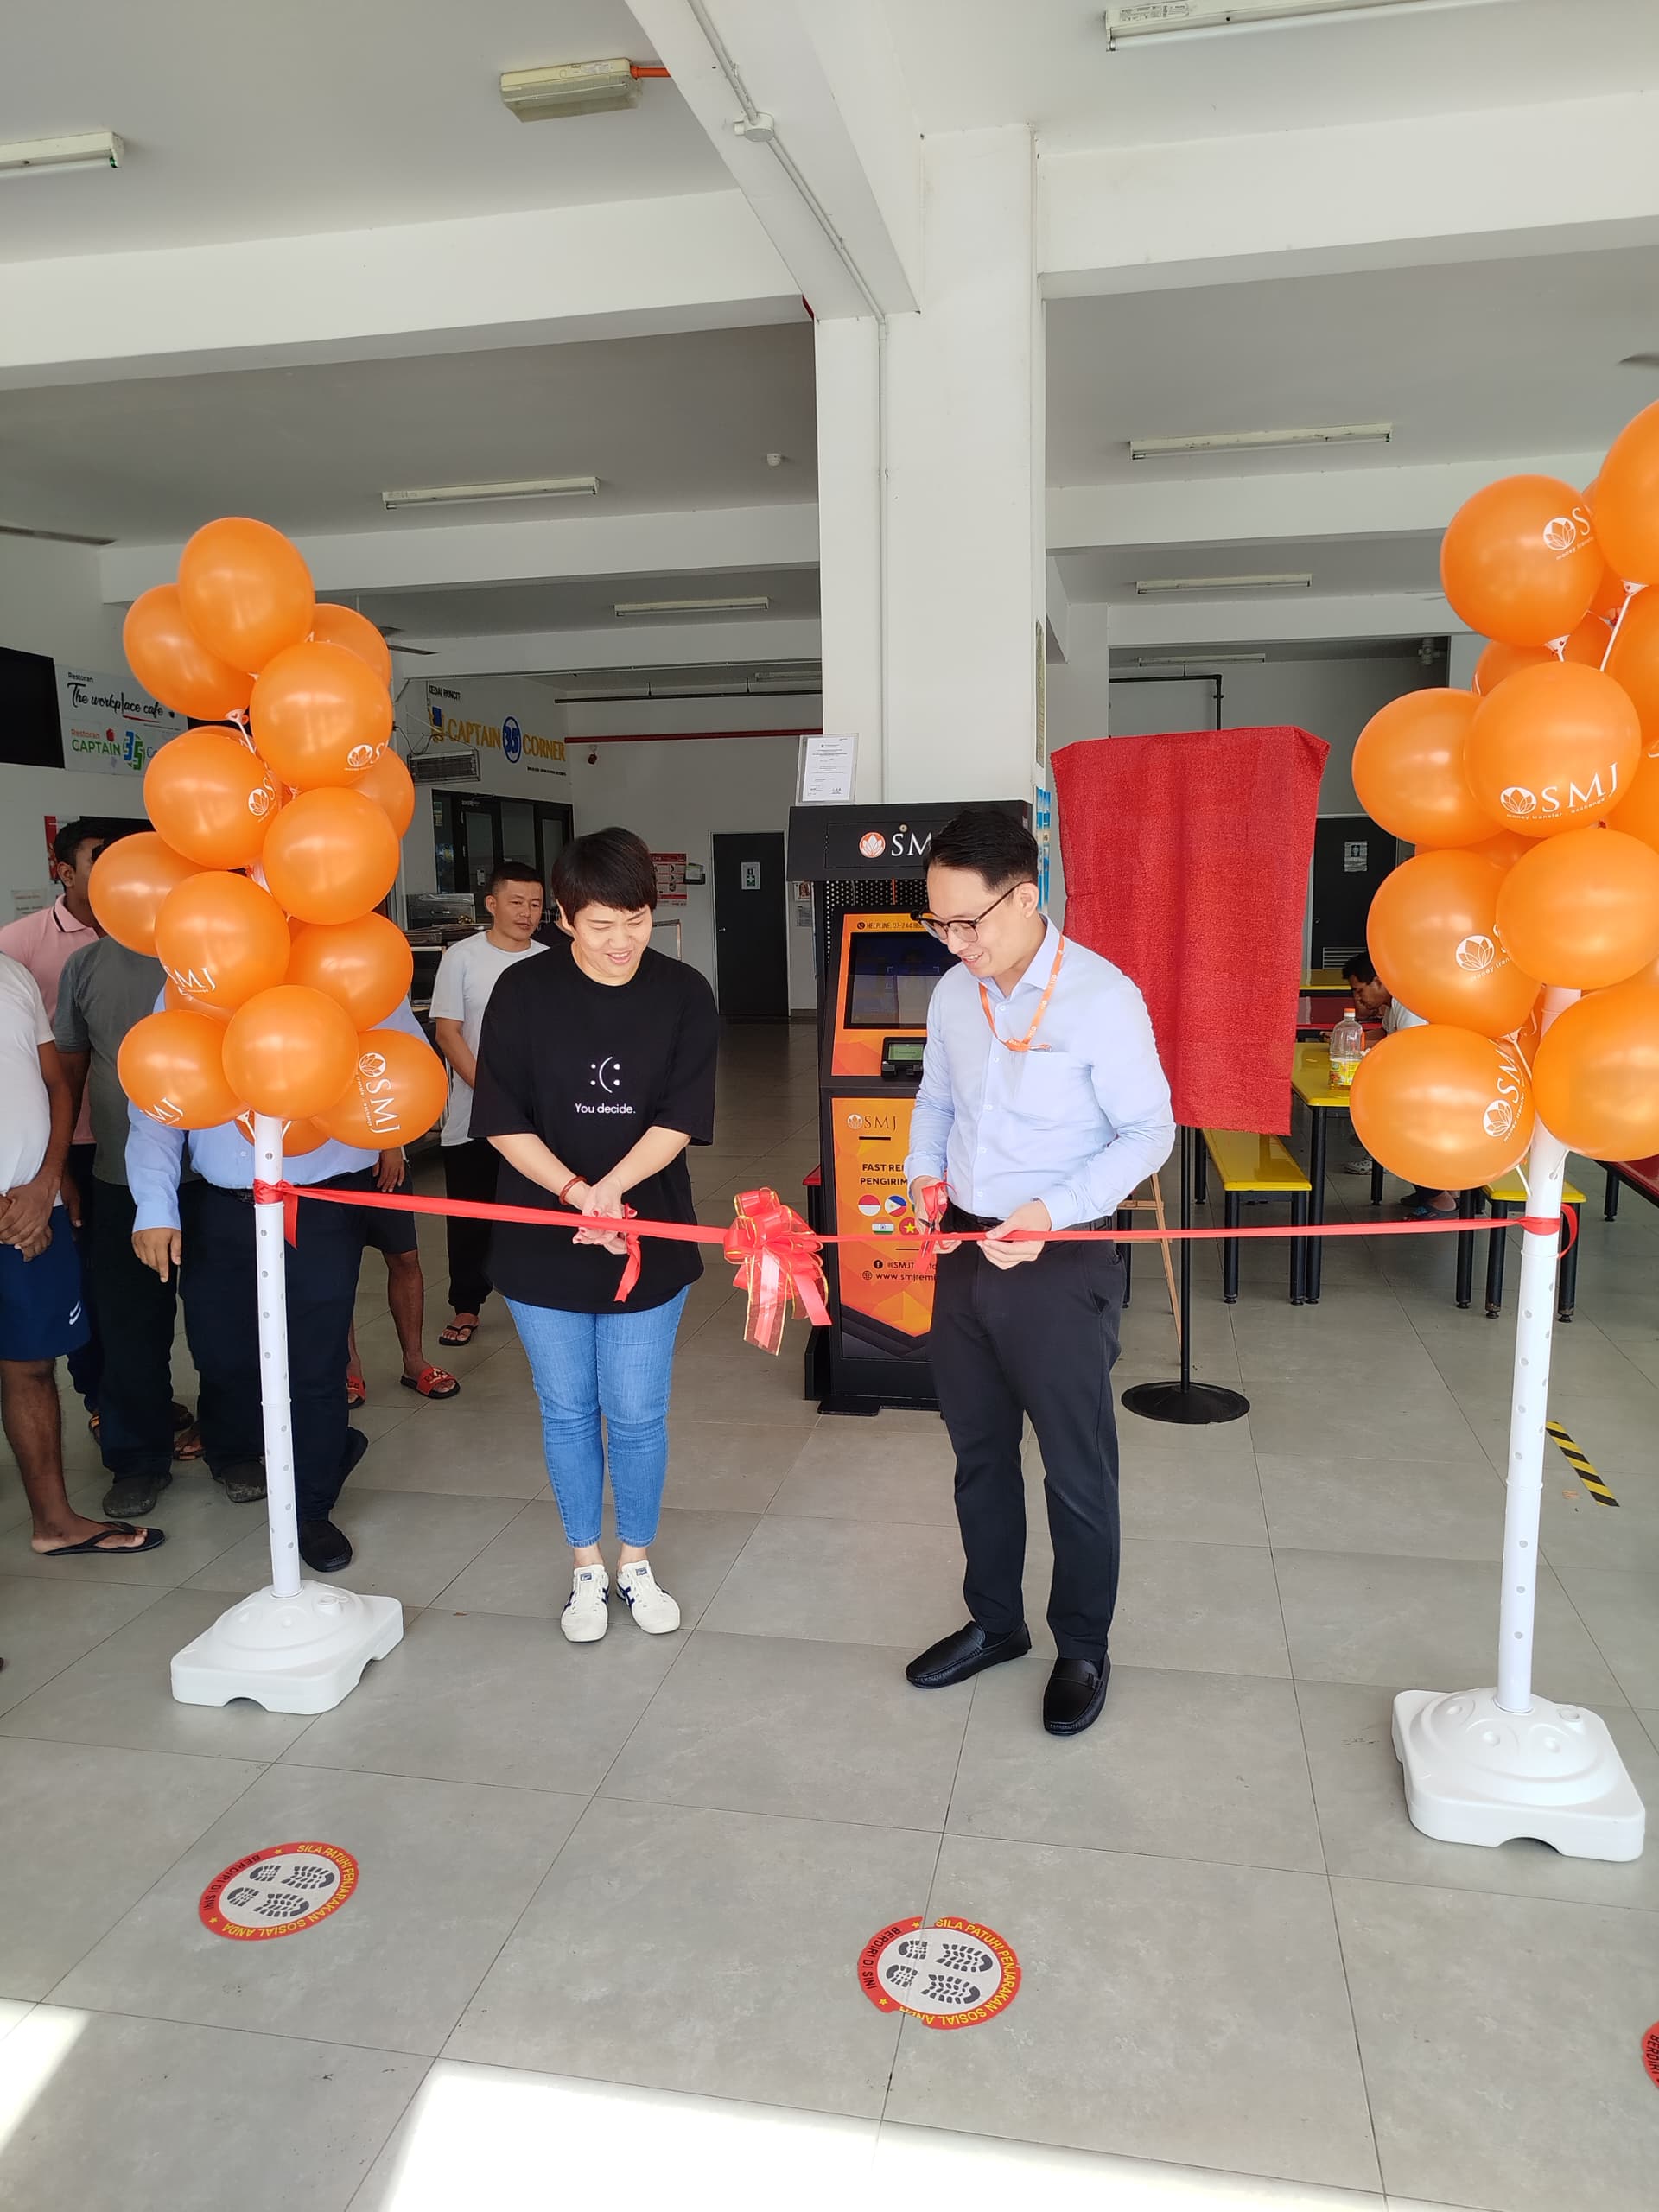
[169,1115,404,1713]
[1394,987,1644,1859]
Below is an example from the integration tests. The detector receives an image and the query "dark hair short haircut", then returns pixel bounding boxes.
[53,819,107,868]
[1341,952,1376,985]
[486,860,544,897]
[925,804,1039,893]
[551,827,658,921]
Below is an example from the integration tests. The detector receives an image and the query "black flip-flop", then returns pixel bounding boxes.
[35,1519,167,1558]
[438,1319,478,1347]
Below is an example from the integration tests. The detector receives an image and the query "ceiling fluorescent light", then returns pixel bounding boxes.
[0,130,124,178]
[1135,573,1313,595]
[1135,652,1268,666]
[381,476,599,511]
[0,521,114,546]
[612,596,771,618]
[1104,2,1510,47]
[500,60,640,121]
[1130,423,1392,461]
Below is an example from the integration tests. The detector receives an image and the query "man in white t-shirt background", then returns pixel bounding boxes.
[429,860,547,1346]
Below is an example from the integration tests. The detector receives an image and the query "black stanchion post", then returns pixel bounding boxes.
[1121,1126,1250,1427]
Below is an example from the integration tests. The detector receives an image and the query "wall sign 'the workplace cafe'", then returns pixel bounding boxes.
[423,680,569,785]
[56,666,185,778]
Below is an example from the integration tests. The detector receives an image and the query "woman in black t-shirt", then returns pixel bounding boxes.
[471,830,718,1645]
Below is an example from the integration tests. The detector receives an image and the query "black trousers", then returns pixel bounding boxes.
[91,1179,198,1481]
[181,1176,369,1521]
[928,1219,1124,1663]
[442,1139,499,1314]
[64,1141,103,1410]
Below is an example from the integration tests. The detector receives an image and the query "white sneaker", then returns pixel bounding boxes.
[616,1560,681,1635]
[561,1565,610,1643]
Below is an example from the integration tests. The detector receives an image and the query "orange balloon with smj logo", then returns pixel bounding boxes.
[143,727,280,869]
[1589,397,1659,587]
[1440,474,1602,646]
[162,978,229,1022]
[251,640,392,790]
[153,870,291,1014]
[1604,584,1659,760]
[1365,850,1541,1037]
[314,1028,448,1150]
[348,745,415,836]
[1349,1024,1534,1192]
[117,1009,246,1130]
[1463,661,1642,837]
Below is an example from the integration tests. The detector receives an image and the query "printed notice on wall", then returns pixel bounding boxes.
[798,733,857,805]
[650,853,687,905]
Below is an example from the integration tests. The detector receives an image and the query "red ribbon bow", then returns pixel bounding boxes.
[722,1187,831,1356]
[912,1176,949,1268]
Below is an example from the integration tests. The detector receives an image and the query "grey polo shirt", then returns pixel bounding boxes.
[54,938,168,1187]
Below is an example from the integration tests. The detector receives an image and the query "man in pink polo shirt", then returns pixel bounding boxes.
[0,820,107,1414]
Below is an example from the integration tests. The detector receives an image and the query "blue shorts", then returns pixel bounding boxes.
[0,1205,92,1364]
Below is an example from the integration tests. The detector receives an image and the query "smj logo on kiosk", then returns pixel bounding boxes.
[857,1917,1020,2031]
[200,1841,358,1941]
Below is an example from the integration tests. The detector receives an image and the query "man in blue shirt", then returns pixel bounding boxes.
[127,1001,429,1573]
[904,806,1174,1736]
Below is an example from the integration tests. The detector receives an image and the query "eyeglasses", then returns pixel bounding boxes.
[918,883,1019,947]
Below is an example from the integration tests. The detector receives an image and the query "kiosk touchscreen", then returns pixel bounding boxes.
[818,912,957,1410]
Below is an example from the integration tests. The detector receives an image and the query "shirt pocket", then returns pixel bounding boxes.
[1014,1047,1094,1128]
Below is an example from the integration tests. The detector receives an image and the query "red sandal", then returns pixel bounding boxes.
[400,1365,461,1400]
[346,1372,368,1408]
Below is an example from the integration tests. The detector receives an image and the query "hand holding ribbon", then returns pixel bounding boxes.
[722,1187,831,1355]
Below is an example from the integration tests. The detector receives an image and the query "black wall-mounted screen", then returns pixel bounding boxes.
[0,648,64,768]
[843,929,957,1029]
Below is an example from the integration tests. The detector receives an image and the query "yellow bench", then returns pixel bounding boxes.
[1198,1131,1313,1305]
[1462,1171,1586,1322]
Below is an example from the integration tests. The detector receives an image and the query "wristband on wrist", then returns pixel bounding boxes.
[557,1175,583,1207]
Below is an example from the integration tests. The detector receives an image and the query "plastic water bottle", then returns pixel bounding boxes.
[1329,1006,1365,1090]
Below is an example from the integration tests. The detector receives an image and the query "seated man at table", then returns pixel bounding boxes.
[1339,955,1455,1217]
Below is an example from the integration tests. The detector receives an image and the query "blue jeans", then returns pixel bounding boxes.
[505,1292,689,1547]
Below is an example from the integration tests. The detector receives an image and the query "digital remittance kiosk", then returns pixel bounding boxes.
[787,800,1030,1413]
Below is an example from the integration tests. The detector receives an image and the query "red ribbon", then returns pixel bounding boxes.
[912,1176,949,1268]
[722,1187,831,1354]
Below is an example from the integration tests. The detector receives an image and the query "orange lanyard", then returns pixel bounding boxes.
[979,934,1065,1052]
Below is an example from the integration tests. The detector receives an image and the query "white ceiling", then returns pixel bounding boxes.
[1046,244,1659,486]
[0,323,817,540]
[886,0,1659,150]
[342,565,821,637]
[1056,533,1441,603]
[0,1,727,262]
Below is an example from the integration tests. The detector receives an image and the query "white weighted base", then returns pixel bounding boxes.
[171,1581,404,1715]
[1393,1687,1645,1862]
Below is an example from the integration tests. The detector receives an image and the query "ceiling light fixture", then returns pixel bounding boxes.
[499,60,642,121]
[1135,652,1268,666]
[1135,573,1313,595]
[1104,1,1510,47]
[381,476,599,511]
[0,130,124,178]
[1619,353,1659,372]
[612,596,771,619]
[0,521,115,546]
[1129,423,1393,461]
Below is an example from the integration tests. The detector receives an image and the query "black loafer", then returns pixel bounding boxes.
[1043,1655,1110,1736]
[906,1620,1032,1689]
[299,1517,353,1573]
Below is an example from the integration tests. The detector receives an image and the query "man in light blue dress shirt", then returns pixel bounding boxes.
[127,1000,429,1573]
[904,806,1174,1737]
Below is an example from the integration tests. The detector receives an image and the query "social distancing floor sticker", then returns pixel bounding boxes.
[858,1917,1020,2030]
[200,1842,358,1940]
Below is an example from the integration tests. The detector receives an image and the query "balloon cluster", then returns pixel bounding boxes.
[94,518,448,1150]
[1350,403,1659,1182]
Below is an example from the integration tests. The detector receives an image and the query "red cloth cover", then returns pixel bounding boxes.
[1053,725,1328,1135]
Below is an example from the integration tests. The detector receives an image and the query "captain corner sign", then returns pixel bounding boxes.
[56,665,184,779]
[424,681,568,782]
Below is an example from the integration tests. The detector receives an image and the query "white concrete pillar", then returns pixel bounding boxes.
[813,127,1043,807]
[1447,632,1482,690]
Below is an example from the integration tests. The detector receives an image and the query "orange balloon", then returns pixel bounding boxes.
[308,604,393,688]
[233,1109,328,1155]
[285,913,413,1029]
[250,640,393,790]
[118,1009,247,1131]
[1441,475,1601,647]
[1587,563,1631,627]
[162,978,230,1023]
[143,728,281,869]
[1606,753,1659,851]
[349,746,415,836]
[153,870,292,1014]
[177,518,315,677]
[1511,1000,1543,1067]
[1532,980,1659,1159]
[1470,617,1611,697]
[315,1027,448,1150]
[123,585,254,721]
[87,834,200,955]
[1366,850,1541,1037]
[223,984,360,1121]
[1603,584,1659,760]
[1469,826,1534,869]
[260,788,400,925]
[1496,828,1659,989]
[1350,1024,1533,1190]
[1351,690,1489,848]
[1464,661,1641,837]
[1591,399,1659,586]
